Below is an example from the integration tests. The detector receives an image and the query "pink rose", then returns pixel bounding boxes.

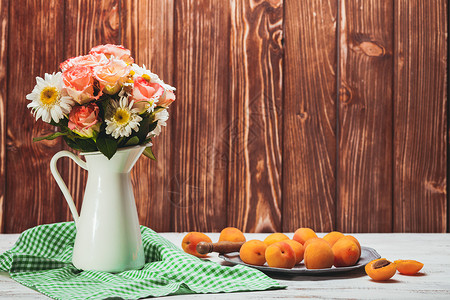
[60,53,108,72]
[68,103,100,137]
[63,66,98,104]
[90,44,134,65]
[131,77,164,112]
[93,58,130,94]
[157,90,176,108]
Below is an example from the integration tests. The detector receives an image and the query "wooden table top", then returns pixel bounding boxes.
[1,232,449,299]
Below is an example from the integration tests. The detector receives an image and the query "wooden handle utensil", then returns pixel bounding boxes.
[196,241,245,255]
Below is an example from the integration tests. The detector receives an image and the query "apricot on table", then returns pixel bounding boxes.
[239,239,267,266]
[323,231,345,247]
[342,235,361,253]
[182,232,212,258]
[394,260,424,275]
[284,239,305,264]
[265,241,296,269]
[304,239,334,269]
[293,228,318,245]
[304,237,330,249]
[365,258,397,281]
[263,233,290,246]
[332,238,360,267]
[219,227,246,243]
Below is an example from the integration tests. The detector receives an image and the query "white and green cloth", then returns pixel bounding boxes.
[0,222,284,299]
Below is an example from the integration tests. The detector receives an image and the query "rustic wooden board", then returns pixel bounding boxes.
[3,0,66,232]
[282,0,337,232]
[62,0,121,223]
[121,0,174,232]
[337,0,394,232]
[227,0,283,233]
[393,0,447,232]
[0,0,8,232]
[171,0,229,232]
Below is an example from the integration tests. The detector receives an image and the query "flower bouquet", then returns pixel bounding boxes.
[27,44,175,159]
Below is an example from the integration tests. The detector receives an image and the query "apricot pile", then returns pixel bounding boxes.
[180,227,423,276]
[181,228,362,269]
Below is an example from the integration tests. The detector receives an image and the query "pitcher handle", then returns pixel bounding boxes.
[50,150,88,226]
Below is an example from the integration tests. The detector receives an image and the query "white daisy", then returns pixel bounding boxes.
[26,72,74,123]
[131,64,158,80]
[105,97,143,139]
[150,109,169,137]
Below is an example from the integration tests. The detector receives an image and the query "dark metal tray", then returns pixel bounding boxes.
[219,246,380,275]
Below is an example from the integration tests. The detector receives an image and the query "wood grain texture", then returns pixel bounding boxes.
[3,0,65,232]
[393,0,447,232]
[338,0,394,232]
[0,0,8,232]
[228,0,283,233]
[121,0,174,232]
[171,0,229,232]
[0,0,448,234]
[283,0,337,232]
[62,0,121,222]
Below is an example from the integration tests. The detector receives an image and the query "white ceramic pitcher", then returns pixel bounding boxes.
[50,145,146,273]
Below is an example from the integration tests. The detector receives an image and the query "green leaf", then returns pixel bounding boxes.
[63,136,82,151]
[49,118,69,128]
[124,136,140,146]
[148,120,158,133]
[63,136,98,152]
[96,133,118,159]
[33,131,67,142]
[136,117,150,143]
[143,147,156,160]
[76,138,98,152]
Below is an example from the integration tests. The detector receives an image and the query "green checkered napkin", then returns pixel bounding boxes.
[0,222,284,299]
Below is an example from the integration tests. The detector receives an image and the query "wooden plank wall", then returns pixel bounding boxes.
[338,0,394,232]
[0,0,8,233]
[394,0,448,232]
[4,0,66,232]
[283,0,337,232]
[0,0,447,233]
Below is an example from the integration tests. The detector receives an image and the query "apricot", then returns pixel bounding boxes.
[218,227,246,243]
[323,231,345,247]
[284,239,305,264]
[265,241,296,269]
[304,240,334,269]
[239,240,267,266]
[365,258,397,281]
[263,233,290,246]
[332,238,360,267]
[293,228,317,245]
[342,235,361,253]
[394,260,424,275]
[182,232,212,258]
[304,237,330,249]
